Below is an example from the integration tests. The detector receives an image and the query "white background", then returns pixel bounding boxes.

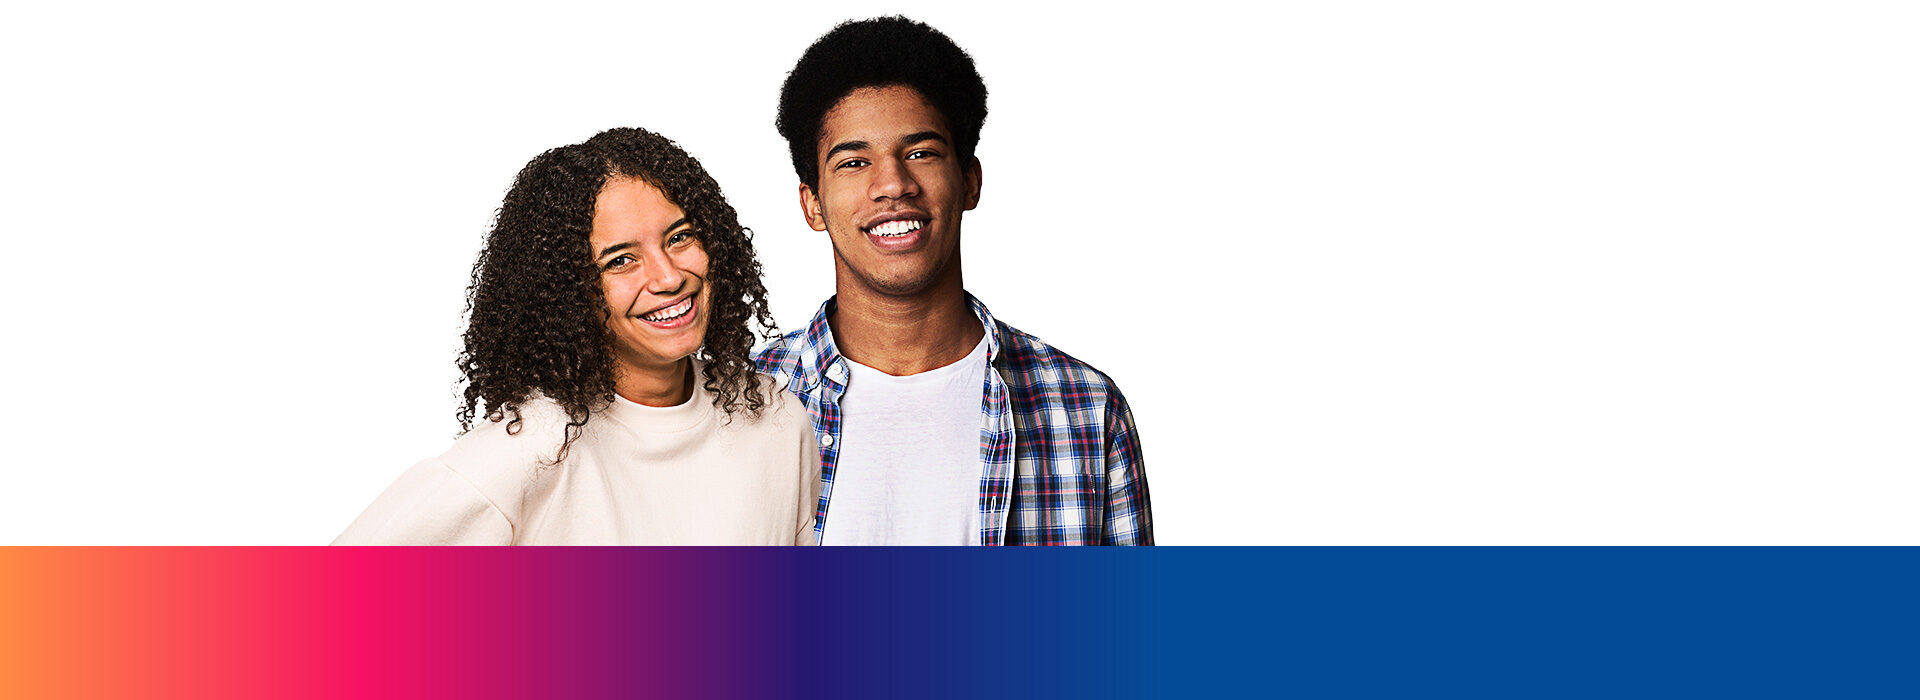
[2,2,1914,544]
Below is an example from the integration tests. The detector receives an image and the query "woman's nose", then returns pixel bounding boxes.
[641,250,685,294]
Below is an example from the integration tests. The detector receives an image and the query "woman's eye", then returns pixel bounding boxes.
[604,255,633,271]
[669,230,696,246]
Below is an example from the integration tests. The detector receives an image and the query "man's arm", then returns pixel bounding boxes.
[1102,387,1154,545]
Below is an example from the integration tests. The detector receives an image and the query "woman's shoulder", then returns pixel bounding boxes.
[337,397,582,546]
[726,373,813,432]
[440,396,585,484]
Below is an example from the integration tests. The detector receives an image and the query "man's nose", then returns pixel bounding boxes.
[869,157,920,201]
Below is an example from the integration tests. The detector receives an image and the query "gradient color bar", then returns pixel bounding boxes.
[2,548,1913,698]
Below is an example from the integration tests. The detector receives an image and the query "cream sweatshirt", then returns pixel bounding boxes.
[333,372,819,545]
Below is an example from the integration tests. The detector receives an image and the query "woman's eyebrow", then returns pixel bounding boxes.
[597,218,689,258]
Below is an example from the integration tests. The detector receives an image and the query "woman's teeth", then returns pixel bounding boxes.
[641,298,693,322]
[869,220,924,237]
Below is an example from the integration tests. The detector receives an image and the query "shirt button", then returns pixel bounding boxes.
[820,434,834,447]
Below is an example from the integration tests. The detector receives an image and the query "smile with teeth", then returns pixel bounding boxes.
[867,219,924,237]
[640,297,694,323]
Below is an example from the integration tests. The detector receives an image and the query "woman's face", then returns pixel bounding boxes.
[589,177,712,375]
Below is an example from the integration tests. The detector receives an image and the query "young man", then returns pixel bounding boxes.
[756,16,1153,546]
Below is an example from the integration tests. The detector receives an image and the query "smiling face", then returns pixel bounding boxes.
[800,84,982,298]
[590,177,711,376]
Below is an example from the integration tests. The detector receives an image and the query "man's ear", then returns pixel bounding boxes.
[963,156,983,211]
[799,182,828,232]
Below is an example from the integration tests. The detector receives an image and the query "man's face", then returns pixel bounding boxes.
[800,84,982,298]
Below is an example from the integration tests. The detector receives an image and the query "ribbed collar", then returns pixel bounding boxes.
[601,359,713,434]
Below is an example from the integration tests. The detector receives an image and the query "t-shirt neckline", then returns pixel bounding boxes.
[603,359,713,434]
[843,332,991,386]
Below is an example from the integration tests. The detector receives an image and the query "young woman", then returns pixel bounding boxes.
[335,127,818,545]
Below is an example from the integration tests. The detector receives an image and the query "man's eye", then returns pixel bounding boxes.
[907,149,937,159]
[836,158,868,170]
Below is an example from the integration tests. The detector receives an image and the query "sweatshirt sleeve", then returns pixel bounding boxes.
[331,458,514,546]
[794,413,823,546]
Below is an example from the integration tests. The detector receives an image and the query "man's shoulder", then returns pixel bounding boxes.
[752,327,806,365]
[992,321,1128,406]
[753,327,813,386]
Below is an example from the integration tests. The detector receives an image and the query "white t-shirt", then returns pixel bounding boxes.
[824,334,990,546]
[333,366,820,546]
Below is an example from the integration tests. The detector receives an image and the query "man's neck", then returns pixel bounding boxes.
[831,272,984,377]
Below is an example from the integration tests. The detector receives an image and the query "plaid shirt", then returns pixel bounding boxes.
[754,294,1153,546]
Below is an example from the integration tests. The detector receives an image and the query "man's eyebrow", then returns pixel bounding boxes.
[900,131,948,147]
[596,218,689,258]
[824,133,949,162]
[824,140,871,161]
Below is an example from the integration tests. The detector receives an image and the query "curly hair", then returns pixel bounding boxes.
[776,15,989,190]
[455,126,778,462]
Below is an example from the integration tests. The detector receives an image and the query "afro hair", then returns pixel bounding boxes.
[776,16,989,190]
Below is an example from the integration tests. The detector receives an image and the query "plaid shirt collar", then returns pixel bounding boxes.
[784,294,1005,394]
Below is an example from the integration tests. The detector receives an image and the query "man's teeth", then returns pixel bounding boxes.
[641,298,693,322]
[869,219,924,237]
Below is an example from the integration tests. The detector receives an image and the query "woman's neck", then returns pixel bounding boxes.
[614,356,693,407]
